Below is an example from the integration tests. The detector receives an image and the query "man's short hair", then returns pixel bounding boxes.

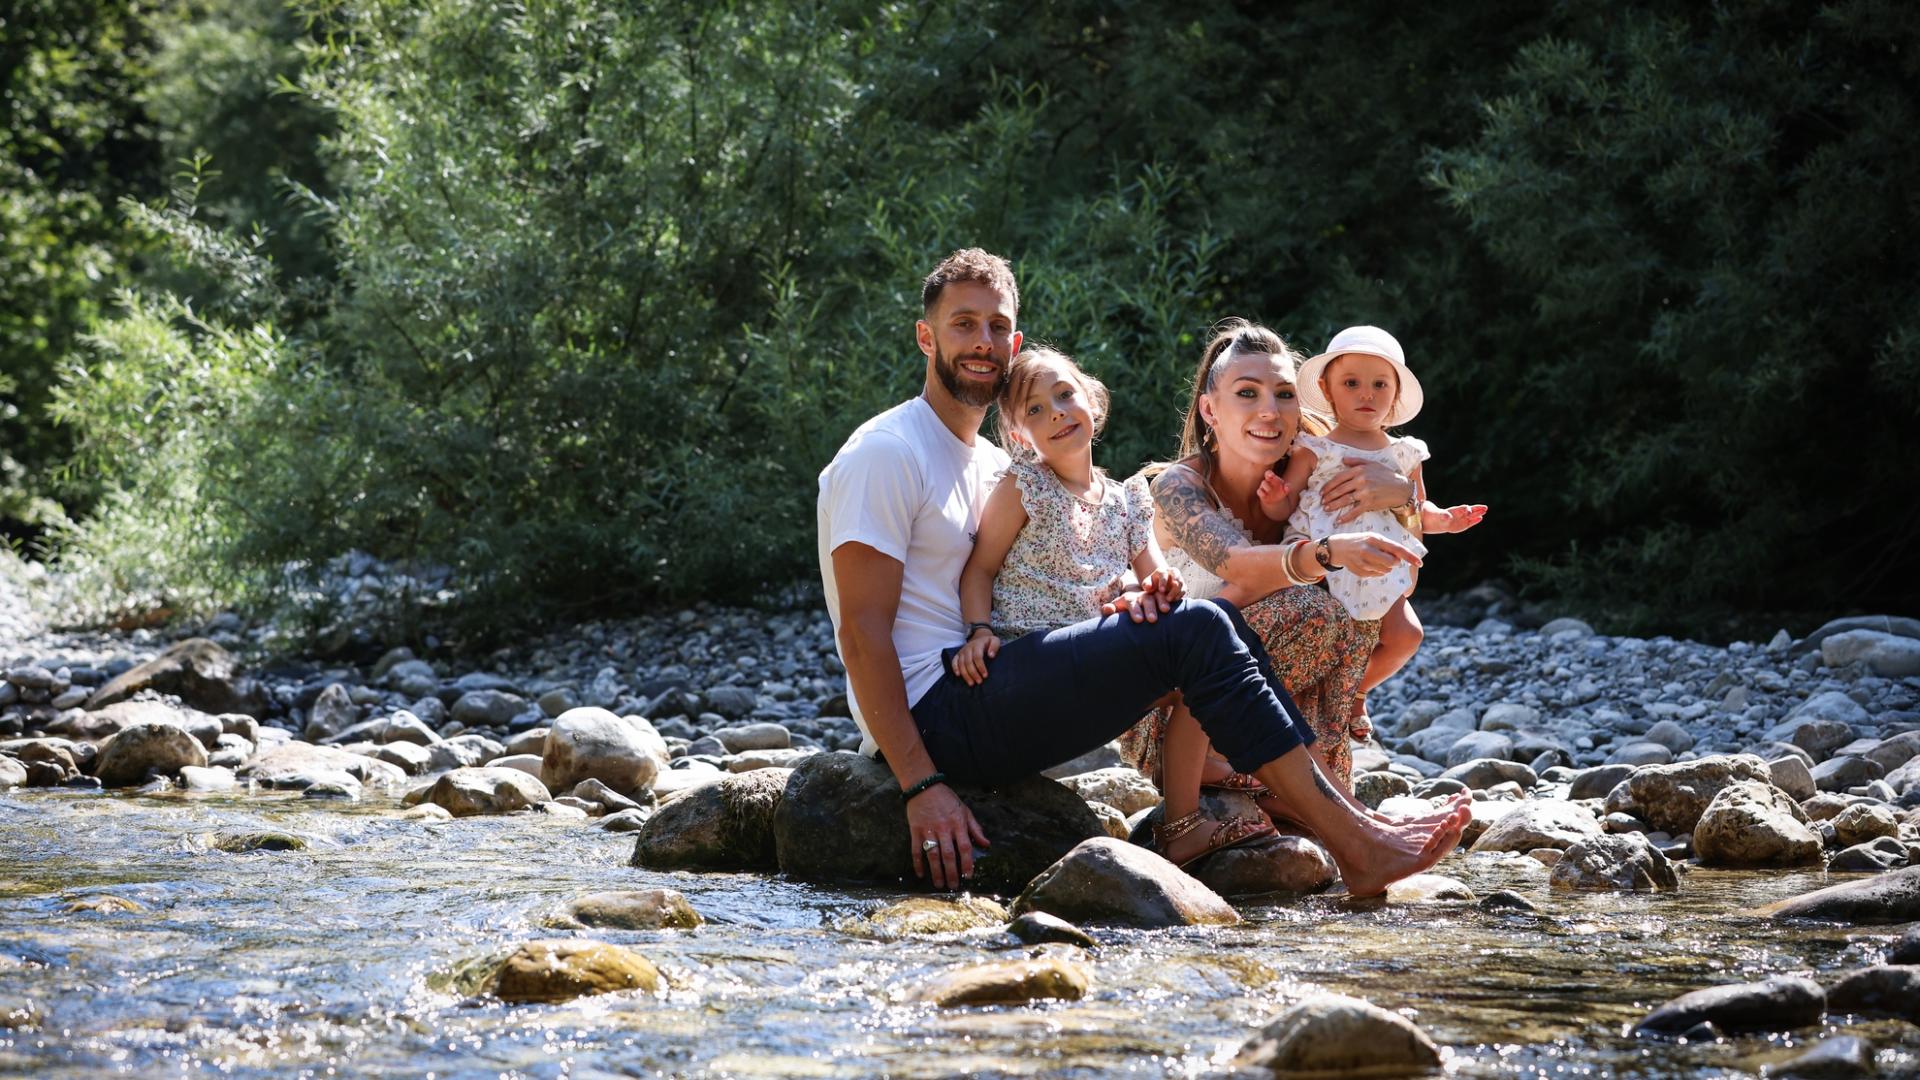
[921,248,1019,317]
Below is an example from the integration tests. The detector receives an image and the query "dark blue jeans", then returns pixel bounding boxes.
[911,598,1316,784]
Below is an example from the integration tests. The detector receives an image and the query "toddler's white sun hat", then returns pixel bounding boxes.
[1297,325,1424,427]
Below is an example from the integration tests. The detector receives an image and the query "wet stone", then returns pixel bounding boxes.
[1007,911,1097,948]
[547,889,703,931]
[910,956,1089,1007]
[1766,1034,1875,1079]
[63,894,145,914]
[1633,975,1825,1036]
[840,896,1008,940]
[1478,889,1540,914]
[485,940,659,1004]
[215,831,308,853]
[1889,925,1920,965]
[1234,993,1442,1077]
[1011,837,1238,929]
[1825,964,1920,1023]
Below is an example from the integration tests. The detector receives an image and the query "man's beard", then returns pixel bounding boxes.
[934,341,1008,408]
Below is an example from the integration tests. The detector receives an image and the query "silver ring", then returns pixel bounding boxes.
[921,838,939,852]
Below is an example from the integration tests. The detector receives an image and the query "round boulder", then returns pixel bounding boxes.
[1471,799,1603,853]
[425,767,552,816]
[1693,781,1823,869]
[1604,754,1773,834]
[486,940,659,1003]
[772,751,1101,893]
[1550,833,1679,891]
[1633,975,1824,1036]
[631,768,788,872]
[1233,993,1442,1077]
[541,707,669,798]
[546,889,702,931]
[92,722,208,787]
[909,956,1089,1007]
[1010,837,1238,928]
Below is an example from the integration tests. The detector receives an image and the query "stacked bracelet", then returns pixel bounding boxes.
[901,772,948,803]
[1280,540,1310,587]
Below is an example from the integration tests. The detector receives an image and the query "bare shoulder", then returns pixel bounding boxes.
[1149,459,1210,506]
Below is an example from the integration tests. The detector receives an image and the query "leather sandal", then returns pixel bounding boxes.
[1153,808,1277,870]
[1202,771,1268,794]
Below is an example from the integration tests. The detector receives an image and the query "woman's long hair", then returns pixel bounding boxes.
[1165,318,1323,484]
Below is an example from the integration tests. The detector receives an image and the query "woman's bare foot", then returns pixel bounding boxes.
[1332,803,1471,898]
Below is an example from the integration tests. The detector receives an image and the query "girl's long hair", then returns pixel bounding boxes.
[994,344,1110,462]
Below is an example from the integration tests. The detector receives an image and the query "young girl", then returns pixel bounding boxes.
[1258,325,1486,738]
[954,346,1275,868]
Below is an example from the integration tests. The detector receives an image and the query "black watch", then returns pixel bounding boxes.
[1315,537,1342,571]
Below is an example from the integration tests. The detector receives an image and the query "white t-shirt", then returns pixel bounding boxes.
[817,396,1008,756]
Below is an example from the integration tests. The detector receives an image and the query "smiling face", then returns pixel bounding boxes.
[918,280,1022,410]
[1009,359,1099,469]
[1321,352,1400,433]
[1199,351,1300,469]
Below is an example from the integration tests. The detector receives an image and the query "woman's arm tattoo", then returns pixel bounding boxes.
[1151,468,1248,576]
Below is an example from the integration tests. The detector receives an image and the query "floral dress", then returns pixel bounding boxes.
[1117,467,1379,790]
[1289,433,1429,620]
[990,459,1152,638]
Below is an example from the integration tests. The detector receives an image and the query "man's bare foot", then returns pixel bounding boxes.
[1333,802,1470,899]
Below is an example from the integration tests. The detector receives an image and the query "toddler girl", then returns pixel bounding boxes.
[955,346,1274,868]
[1259,325,1485,739]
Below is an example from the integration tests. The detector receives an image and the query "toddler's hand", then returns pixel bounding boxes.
[1423,503,1487,534]
[1144,566,1185,604]
[952,631,1000,686]
[1256,469,1293,523]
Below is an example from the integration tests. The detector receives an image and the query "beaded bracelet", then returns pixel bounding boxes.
[900,772,948,803]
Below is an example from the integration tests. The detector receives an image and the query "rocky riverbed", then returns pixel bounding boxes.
[3,556,1919,1077]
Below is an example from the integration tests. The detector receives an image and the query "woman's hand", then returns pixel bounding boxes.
[1328,532,1423,577]
[1323,457,1416,525]
[1423,503,1487,534]
[951,630,1000,686]
[906,782,991,889]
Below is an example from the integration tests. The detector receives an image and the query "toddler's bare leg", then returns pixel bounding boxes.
[1353,597,1424,723]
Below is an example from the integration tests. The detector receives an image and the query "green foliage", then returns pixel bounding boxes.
[22,0,1920,640]
[1427,1,1920,630]
[0,0,162,534]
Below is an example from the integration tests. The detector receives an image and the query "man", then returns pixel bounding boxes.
[817,249,1465,894]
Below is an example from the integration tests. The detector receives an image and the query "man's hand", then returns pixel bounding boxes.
[907,782,991,889]
[1324,456,1416,525]
[951,630,1000,686]
[1423,503,1487,534]
[1327,532,1423,577]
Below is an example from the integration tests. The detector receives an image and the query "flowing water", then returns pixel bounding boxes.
[2,788,1915,1079]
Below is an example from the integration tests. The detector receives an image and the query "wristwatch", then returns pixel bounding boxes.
[1315,537,1342,571]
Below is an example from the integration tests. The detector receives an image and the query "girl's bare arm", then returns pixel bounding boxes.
[957,474,1029,629]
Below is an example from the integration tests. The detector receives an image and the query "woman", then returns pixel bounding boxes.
[1120,319,1421,805]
